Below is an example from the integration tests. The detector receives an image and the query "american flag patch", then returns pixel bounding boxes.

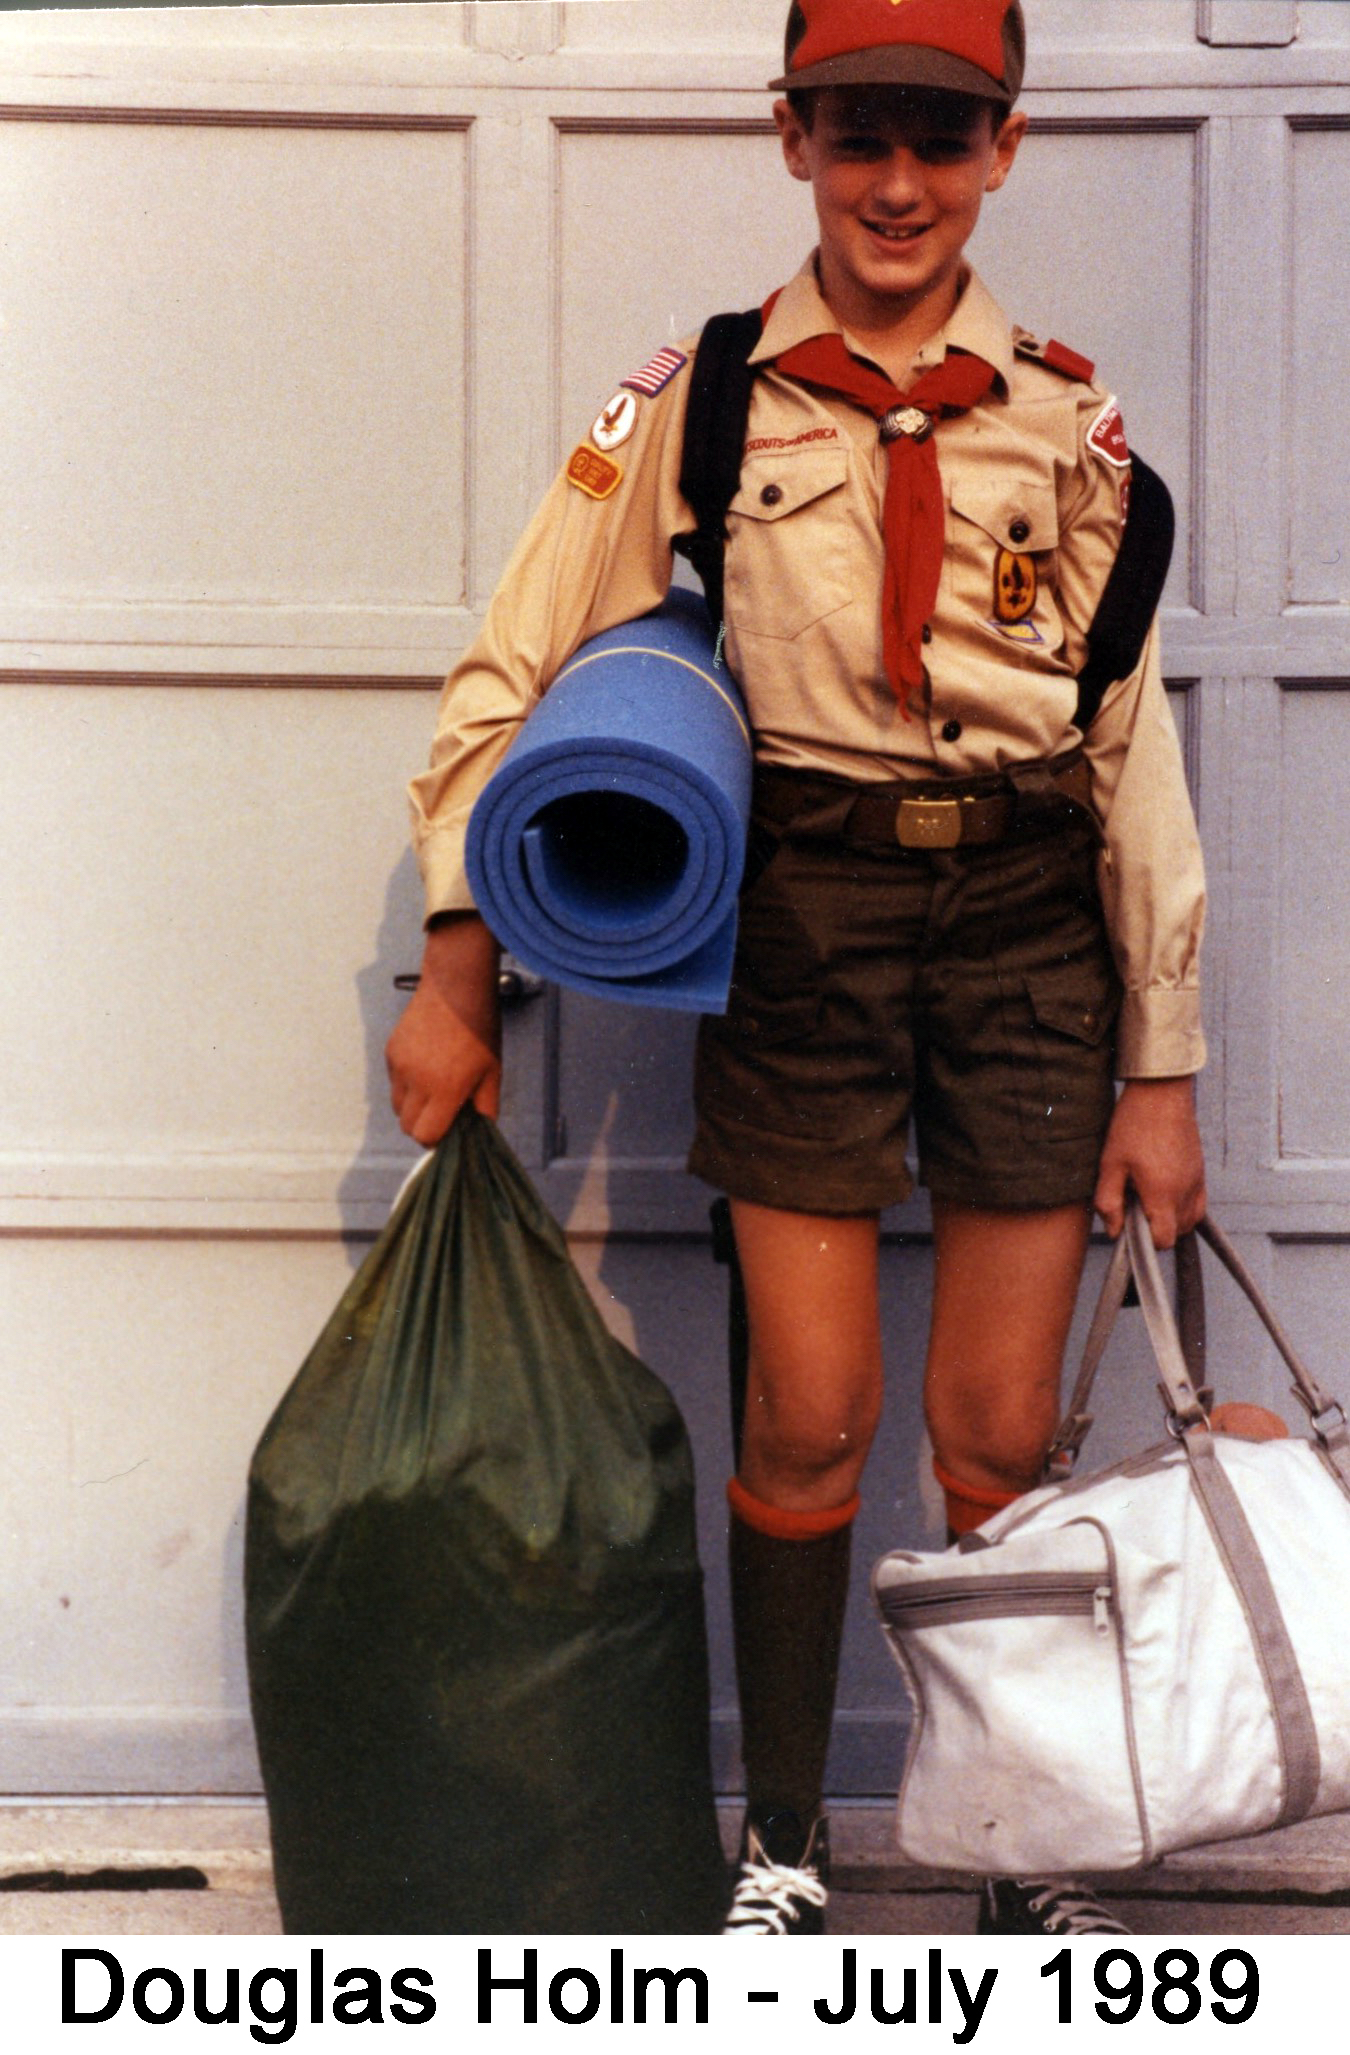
[622,347,688,398]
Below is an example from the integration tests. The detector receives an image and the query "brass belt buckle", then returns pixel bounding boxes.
[896,797,962,849]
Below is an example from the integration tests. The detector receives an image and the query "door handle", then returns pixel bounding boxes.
[392,955,546,1007]
[498,957,547,1008]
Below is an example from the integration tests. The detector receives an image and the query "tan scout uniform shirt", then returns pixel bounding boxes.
[409,259,1206,1079]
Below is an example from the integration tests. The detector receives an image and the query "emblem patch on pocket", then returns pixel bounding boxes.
[994,548,1038,624]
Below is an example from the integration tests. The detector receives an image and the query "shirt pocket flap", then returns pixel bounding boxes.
[1025,970,1117,1048]
[950,477,1060,553]
[730,447,851,522]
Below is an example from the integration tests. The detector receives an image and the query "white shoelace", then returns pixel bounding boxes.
[1020,1878,1131,1935]
[724,1854,828,1935]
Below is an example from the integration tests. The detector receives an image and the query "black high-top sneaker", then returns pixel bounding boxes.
[724,1808,830,1935]
[978,1877,1132,1936]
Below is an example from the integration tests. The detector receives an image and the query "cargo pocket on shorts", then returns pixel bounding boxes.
[1020,965,1120,1144]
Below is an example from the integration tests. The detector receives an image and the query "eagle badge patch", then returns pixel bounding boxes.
[591,389,639,452]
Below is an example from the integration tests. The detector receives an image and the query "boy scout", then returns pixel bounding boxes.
[387,0,1206,1937]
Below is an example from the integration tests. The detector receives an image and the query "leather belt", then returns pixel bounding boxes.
[752,752,1097,852]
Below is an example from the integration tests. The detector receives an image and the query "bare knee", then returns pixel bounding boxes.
[741,1366,883,1509]
[730,1201,884,1510]
[925,1376,1060,1497]
[924,1199,1088,1495]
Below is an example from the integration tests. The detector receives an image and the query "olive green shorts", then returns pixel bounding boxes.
[687,766,1121,1217]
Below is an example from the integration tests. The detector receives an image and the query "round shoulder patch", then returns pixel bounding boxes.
[591,389,638,452]
[1087,396,1131,470]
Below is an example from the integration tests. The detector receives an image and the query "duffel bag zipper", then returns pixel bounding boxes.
[879,1571,1112,1634]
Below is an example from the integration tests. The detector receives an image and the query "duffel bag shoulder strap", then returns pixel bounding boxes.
[1194,1216,1350,1473]
[1132,1208,1350,1486]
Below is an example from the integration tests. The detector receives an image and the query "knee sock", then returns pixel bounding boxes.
[727,1477,858,1830]
[932,1455,1021,1539]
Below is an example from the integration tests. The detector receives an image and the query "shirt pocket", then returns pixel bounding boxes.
[723,446,853,640]
[946,474,1060,630]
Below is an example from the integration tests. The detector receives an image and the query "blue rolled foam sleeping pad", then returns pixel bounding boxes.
[465,589,752,1013]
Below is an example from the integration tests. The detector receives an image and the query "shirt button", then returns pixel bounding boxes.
[760,483,783,507]
[941,719,962,744]
[1009,517,1031,545]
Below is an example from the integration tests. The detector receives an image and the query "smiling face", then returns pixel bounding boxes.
[775,86,1026,342]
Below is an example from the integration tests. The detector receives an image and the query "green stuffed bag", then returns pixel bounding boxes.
[245,1107,726,1934]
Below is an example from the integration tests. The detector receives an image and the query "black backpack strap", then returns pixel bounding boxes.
[1074,453,1174,732]
[673,307,764,631]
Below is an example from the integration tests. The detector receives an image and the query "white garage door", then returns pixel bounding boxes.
[0,0,1347,1797]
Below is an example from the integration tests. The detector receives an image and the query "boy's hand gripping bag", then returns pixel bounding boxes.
[245,1107,726,1933]
[873,1205,1350,1876]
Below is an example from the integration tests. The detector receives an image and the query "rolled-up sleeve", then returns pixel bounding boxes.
[409,370,695,919]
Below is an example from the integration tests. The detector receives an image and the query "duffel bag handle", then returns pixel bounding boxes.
[1123,1207,1213,1437]
[1046,1216,1206,1476]
[1045,1204,1350,1482]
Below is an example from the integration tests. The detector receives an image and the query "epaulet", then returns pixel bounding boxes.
[1012,326,1095,384]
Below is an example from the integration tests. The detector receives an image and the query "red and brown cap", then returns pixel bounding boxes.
[770,0,1026,105]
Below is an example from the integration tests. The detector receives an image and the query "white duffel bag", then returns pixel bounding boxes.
[873,1206,1350,1875]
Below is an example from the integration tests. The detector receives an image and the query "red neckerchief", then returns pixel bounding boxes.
[764,293,996,714]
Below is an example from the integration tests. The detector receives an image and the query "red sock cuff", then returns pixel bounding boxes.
[727,1476,860,1541]
[932,1456,1021,1537]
